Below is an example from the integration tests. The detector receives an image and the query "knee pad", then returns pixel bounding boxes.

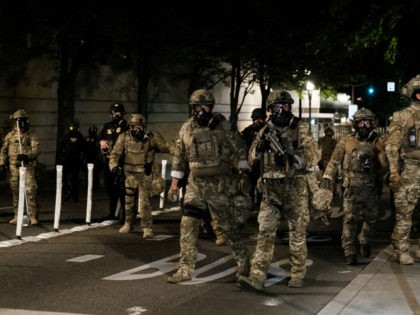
[182,203,205,219]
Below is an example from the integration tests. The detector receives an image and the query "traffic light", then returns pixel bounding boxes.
[367,86,375,96]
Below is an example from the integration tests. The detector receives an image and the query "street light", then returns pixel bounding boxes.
[306,80,314,128]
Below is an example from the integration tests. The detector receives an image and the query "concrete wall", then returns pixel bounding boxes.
[0,59,268,170]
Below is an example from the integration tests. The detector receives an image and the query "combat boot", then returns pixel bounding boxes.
[167,268,192,283]
[360,243,371,258]
[215,230,225,246]
[30,217,39,226]
[143,228,153,239]
[288,277,304,288]
[237,275,265,292]
[235,261,250,279]
[398,252,414,265]
[119,223,133,233]
[345,254,357,265]
[9,216,17,225]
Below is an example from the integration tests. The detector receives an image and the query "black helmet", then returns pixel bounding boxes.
[109,103,126,116]
[251,108,267,120]
[68,120,79,132]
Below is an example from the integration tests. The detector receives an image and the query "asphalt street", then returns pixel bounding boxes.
[0,176,395,315]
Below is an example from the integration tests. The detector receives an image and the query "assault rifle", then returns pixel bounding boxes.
[263,128,287,157]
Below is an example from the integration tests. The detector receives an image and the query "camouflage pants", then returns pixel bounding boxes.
[392,160,420,255]
[177,175,249,273]
[124,171,152,229]
[9,165,38,219]
[250,175,310,281]
[342,180,379,256]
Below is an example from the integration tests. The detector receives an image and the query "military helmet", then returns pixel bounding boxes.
[353,108,374,122]
[402,74,420,98]
[251,108,267,120]
[189,89,215,107]
[109,102,126,115]
[128,113,146,126]
[266,90,294,109]
[311,188,333,211]
[11,109,28,120]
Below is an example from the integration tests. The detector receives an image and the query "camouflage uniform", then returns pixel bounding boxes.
[323,108,387,265]
[167,89,251,284]
[109,114,169,238]
[385,74,420,265]
[238,90,320,291]
[0,109,40,225]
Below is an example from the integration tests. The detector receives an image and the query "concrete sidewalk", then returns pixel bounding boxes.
[318,243,420,315]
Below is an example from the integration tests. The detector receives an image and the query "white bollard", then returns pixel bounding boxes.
[159,160,167,209]
[85,163,94,224]
[53,165,63,231]
[16,167,26,239]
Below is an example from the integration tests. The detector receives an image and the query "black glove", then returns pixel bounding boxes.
[144,163,152,176]
[256,138,270,153]
[17,154,29,164]
[112,166,122,176]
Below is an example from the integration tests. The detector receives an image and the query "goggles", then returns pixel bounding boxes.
[356,120,372,128]
[192,104,211,112]
[271,103,291,113]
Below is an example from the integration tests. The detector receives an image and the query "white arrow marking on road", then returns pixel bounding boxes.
[67,255,104,262]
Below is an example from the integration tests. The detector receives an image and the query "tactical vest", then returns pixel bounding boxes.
[8,131,37,166]
[401,106,420,160]
[187,125,231,176]
[342,136,379,177]
[123,133,152,172]
[261,125,297,179]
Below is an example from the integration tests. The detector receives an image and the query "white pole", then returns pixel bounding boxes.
[85,163,94,224]
[159,160,167,209]
[16,167,26,239]
[53,165,63,231]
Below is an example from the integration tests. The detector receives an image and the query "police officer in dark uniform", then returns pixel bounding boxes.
[98,103,128,220]
[56,120,88,202]
[85,124,102,191]
[240,108,267,208]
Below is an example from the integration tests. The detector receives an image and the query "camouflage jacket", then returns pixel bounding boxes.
[249,120,320,179]
[171,113,249,179]
[109,130,170,173]
[0,130,40,166]
[385,103,420,170]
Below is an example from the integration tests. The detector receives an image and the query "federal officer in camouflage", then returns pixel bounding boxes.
[0,109,40,225]
[166,89,252,284]
[238,90,321,291]
[322,108,388,265]
[385,74,420,265]
[109,113,170,239]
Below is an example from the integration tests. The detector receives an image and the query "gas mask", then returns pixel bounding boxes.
[15,118,30,132]
[269,103,298,128]
[131,129,145,141]
[194,108,212,127]
[355,120,373,140]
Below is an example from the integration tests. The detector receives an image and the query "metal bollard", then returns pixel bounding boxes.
[85,163,94,224]
[159,160,167,209]
[53,165,63,232]
[16,166,26,239]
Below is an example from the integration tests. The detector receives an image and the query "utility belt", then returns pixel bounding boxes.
[124,163,146,173]
[404,158,420,166]
[189,161,230,177]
